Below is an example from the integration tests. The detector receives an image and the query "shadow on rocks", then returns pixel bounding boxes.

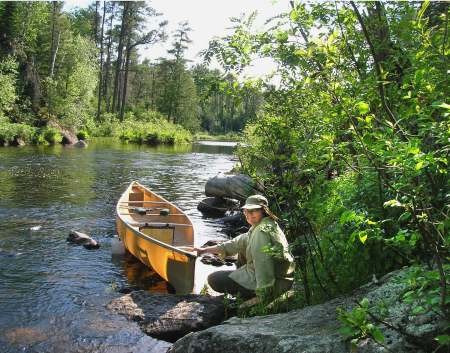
[105,291,228,343]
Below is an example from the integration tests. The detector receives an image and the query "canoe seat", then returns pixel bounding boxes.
[139,223,175,246]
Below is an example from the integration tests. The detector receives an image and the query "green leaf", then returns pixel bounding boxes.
[418,1,430,20]
[294,49,307,56]
[435,335,450,345]
[351,338,358,351]
[359,231,367,244]
[327,28,339,47]
[358,102,370,115]
[414,69,424,86]
[412,306,424,315]
[410,147,420,155]
[310,37,324,46]
[399,21,417,29]
[337,315,351,325]
[403,290,415,298]
[363,134,373,146]
[339,211,348,225]
[371,328,386,343]
[432,101,450,110]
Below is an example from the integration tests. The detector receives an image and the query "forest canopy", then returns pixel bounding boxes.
[0,1,261,145]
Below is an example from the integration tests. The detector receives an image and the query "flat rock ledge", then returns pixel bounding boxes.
[168,268,446,353]
[105,291,227,343]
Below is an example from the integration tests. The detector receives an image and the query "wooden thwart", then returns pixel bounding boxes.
[120,201,169,204]
[127,222,193,227]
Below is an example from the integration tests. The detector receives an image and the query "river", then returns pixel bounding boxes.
[0,140,237,352]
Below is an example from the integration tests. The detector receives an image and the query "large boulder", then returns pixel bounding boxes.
[205,171,263,201]
[168,268,445,353]
[47,121,78,144]
[106,291,228,343]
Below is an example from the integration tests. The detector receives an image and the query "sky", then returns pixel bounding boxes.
[141,0,291,75]
[65,0,292,77]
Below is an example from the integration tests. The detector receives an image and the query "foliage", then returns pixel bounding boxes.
[34,126,63,144]
[0,116,36,144]
[0,55,18,113]
[201,2,450,346]
[116,114,192,144]
[44,35,99,128]
[76,129,89,141]
[337,299,386,351]
[0,1,261,140]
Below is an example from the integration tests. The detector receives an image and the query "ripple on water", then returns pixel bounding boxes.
[0,141,237,352]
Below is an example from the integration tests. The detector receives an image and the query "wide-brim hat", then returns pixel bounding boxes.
[242,195,279,221]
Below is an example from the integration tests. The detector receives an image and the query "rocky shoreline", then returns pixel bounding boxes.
[106,267,445,353]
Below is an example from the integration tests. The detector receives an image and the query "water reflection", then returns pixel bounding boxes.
[0,140,236,352]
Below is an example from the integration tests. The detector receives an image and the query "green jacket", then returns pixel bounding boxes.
[217,217,295,293]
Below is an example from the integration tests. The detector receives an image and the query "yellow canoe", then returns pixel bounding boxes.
[116,181,196,294]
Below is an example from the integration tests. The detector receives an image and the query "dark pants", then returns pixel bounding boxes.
[207,252,255,298]
[207,270,255,298]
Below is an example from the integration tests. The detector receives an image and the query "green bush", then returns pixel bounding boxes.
[115,119,192,144]
[0,117,37,144]
[33,126,63,145]
[0,120,17,143]
[43,126,63,144]
[76,130,89,140]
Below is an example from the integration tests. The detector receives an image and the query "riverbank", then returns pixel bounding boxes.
[164,267,445,352]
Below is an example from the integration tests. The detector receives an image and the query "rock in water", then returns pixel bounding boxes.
[74,140,88,148]
[67,230,100,249]
[106,291,227,343]
[204,172,263,201]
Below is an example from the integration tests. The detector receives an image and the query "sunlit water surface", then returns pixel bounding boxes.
[0,141,236,352]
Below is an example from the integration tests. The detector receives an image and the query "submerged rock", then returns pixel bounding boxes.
[67,230,101,249]
[106,291,227,343]
[0,249,22,258]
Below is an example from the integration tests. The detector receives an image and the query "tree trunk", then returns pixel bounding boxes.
[104,10,113,97]
[54,51,65,81]
[49,30,61,79]
[94,1,99,44]
[97,1,106,121]
[120,42,132,122]
[112,2,129,114]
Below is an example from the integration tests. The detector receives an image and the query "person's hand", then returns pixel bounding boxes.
[239,297,260,309]
[193,247,205,255]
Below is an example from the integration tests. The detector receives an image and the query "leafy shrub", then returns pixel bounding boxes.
[43,126,63,144]
[33,126,63,144]
[76,130,89,140]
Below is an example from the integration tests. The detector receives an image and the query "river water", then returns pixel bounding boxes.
[0,140,237,352]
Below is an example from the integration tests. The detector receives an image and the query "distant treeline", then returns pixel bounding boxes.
[0,1,263,145]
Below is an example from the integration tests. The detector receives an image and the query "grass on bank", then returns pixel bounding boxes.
[194,131,243,142]
[0,113,193,145]
[1,111,244,146]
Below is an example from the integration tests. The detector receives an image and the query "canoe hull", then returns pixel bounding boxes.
[116,181,196,294]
